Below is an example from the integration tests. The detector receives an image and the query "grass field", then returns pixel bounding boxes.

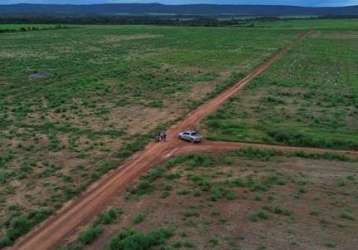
[258,18,358,30]
[1,18,358,248]
[202,28,358,149]
[0,24,295,246]
[62,150,358,250]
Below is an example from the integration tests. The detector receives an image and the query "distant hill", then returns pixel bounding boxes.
[0,3,358,17]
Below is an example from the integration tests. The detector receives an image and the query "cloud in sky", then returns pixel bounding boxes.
[1,0,358,7]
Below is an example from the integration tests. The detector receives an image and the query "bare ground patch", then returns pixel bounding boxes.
[100,34,163,44]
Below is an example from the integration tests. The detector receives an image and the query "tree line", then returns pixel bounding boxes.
[0,24,69,33]
[0,15,357,28]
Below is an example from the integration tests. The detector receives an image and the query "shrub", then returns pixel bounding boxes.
[210,187,225,201]
[172,241,183,248]
[131,180,154,196]
[267,129,357,149]
[337,180,345,187]
[6,216,31,240]
[177,189,191,195]
[264,96,285,104]
[235,148,276,161]
[0,206,30,245]
[231,178,246,187]
[187,154,214,168]
[132,213,146,224]
[27,207,53,225]
[117,134,151,159]
[231,173,285,193]
[78,225,103,245]
[95,208,122,225]
[269,206,291,216]
[109,228,174,250]
[310,209,320,216]
[96,161,118,176]
[0,235,12,248]
[165,173,181,180]
[190,175,210,191]
[346,175,355,181]
[148,100,164,108]
[129,164,168,197]
[160,191,170,199]
[249,210,269,222]
[292,151,351,162]
[0,152,13,168]
[144,167,166,182]
[182,240,195,248]
[48,132,62,152]
[325,242,337,248]
[225,191,237,200]
[340,212,354,221]
[209,237,219,247]
[0,169,15,184]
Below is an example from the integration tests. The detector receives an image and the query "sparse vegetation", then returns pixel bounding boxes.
[95,208,122,225]
[249,209,269,222]
[340,211,355,221]
[0,24,297,245]
[132,213,146,225]
[61,207,122,249]
[0,207,53,247]
[78,225,103,245]
[75,148,358,249]
[109,228,174,250]
[2,19,358,249]
[202,29,358,150]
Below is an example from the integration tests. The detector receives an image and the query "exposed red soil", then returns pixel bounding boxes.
[13,31,319,250]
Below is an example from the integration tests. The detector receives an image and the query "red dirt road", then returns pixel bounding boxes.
[177,141,358,159]
[14,32,311,250]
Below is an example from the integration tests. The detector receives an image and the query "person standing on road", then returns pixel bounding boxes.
[159,131,167,142]
[162,131,167,142]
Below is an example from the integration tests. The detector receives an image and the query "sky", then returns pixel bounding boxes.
[1,0,358,7]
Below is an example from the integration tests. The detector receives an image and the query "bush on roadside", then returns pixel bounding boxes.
[95,208,122,225]
[78,225,103,245]
[109,228,174,250]
[267,129,357,149]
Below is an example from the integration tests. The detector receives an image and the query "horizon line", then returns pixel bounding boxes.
[2,2,358,8]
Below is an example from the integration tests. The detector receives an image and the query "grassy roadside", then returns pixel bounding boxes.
[201,29,358,150]
[61,148,358,249]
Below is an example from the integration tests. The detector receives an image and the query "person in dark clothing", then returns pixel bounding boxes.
[162,131,167,142]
